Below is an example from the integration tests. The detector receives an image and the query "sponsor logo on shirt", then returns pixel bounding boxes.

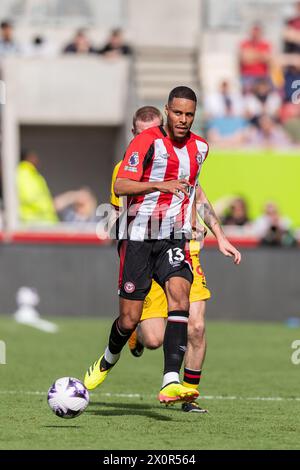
[157,152,170,159]
[124,166,138,173]
[128,152,139,167]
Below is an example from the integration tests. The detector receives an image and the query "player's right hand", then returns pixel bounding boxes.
[218,237,242,265]
[157,179,192,198]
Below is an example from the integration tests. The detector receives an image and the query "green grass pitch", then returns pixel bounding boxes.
[0,316,300,450]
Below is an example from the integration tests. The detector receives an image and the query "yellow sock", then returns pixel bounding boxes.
[182,368,202,389]
[182,381,198,390]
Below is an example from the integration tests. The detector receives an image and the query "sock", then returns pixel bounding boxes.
[103,347,120,366]
[136,324,144,346]
[162,310,189,388]
[182,368,202,390]
[101,318,134,369]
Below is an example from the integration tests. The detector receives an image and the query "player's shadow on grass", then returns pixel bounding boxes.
[86,401,173,421]
[43,425,81,429]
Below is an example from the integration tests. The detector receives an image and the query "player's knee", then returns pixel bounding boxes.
[119,303,143,331]
[188,320,205,342]
[118,315,138,332]
[143,334,163,350]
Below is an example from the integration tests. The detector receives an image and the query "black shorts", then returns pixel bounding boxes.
[118,238,193,300]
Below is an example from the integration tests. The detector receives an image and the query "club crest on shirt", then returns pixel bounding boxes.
[124,281,136,293]
[196,152,205,164]
[128,152,139,167]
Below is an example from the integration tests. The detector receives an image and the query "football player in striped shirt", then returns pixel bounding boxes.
[111,106,211,412]
[84,87,241,406]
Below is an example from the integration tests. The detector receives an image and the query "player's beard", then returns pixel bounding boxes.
[170,114,193,141]
[174,126,190,142]
[167,121,190,142]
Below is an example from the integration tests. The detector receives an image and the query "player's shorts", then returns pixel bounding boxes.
[118,238,193,301]
[141,240,211,321]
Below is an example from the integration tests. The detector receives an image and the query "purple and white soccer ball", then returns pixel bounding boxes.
[47,377,89,419]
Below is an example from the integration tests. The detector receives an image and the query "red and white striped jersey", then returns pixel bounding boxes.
[116,126,209,241]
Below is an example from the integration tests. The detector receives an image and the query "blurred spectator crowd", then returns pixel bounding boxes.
[1,9,299,152]
[216,196,296,247]
[204,3,300,149]
[0,21,132,59]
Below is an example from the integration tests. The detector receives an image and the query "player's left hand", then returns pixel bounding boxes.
[218,237,241,265]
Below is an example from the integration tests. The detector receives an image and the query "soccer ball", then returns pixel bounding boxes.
[47,377,89,419]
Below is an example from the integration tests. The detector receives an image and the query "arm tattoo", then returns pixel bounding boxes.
[203,201,223,236]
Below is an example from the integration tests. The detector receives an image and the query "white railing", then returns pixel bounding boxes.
[0,0,125,27]
[204,0,296,29]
